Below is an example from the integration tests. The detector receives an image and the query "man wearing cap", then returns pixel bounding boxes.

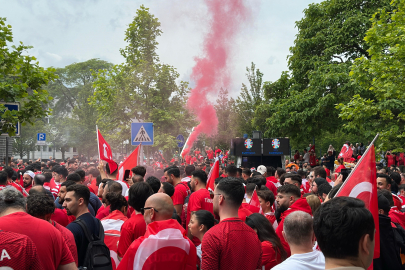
[258,165,278,197]
[23,170,35,195]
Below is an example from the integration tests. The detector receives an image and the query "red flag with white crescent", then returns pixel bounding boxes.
[335,144,379,259]
[249,187,263,214]
[97,130,118,173]
[206,158,219,192]
[338,143,353,159]
[117,144,140,181]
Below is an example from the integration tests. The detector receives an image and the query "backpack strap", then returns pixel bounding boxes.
[73,219,94,242]
[97,219,105,241]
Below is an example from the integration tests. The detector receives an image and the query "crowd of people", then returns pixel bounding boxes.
[0,143,405,270]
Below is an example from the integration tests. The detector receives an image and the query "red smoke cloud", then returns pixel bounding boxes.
[183,0,251,156]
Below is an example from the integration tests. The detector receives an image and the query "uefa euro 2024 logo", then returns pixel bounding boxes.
[272,139,280,149]
[244,139,253,149]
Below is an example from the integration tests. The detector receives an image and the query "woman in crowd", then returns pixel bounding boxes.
[246,213,287,270]
[188,210,216,267]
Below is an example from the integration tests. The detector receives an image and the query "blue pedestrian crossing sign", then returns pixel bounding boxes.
[131,122,154,146]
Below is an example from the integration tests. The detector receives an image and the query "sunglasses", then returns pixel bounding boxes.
[141,207,159,213]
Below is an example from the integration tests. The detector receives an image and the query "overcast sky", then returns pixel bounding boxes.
[1,0,321,97]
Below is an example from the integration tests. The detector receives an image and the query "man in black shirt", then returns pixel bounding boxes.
[64,184,103,267]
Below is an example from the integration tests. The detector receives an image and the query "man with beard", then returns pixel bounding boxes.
[275,184,312,256]
[22,170,35,195]
[186,170,213,240]
[201,177,262,270]
[64,184,104,268]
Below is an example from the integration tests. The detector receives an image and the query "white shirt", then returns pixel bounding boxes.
[196,244,202,260]
[272,250,325,270]
[303,153,310,163]
[181,176,191,182]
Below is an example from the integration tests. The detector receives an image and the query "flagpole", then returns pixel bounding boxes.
[96,125,100,161]
[336,133,379,195]
[180,127,195,157]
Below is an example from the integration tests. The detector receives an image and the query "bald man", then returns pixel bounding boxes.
[117,193,197,270]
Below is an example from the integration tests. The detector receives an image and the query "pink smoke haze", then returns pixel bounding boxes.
[184,0,251,156]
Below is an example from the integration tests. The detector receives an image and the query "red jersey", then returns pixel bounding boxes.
[51,208,69,227]
[186,188,213,226]
[387,154,395,167]
[97,205,131,220]
[172,182,191,206]
[265,180,278,196]
[0,230,43,269]
[310,155,317,167]
[264,212,278,230]
[207,150,214,160]
[10,181,23,194]
[201,217,262,270]
[53,220,78,266]
[335,164,346,173]
[261,241,283,270]
[0,212,74,270]
[393,194,403,210]
[117,219,197,270]
[48,178,60,199]
[238,205,253,222]
[276,198,312,256]
[117,212,147,258]
[389,206,405,229]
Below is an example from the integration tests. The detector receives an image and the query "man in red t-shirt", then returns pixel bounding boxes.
[164,166,190,222]
[117,193,197,270]
[187,170,213,239]
[0,230,43,269]
[22,170,35,195]
[0,188,76,270]
[202,178,262,270]
[206,147,214,160]
[117,182,154,259]
[258,189,278,230]
[27,192,79,266]
[96,180,123,219]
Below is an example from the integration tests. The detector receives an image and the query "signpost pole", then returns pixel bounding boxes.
[40,145,43,162]
[5,136,9,166]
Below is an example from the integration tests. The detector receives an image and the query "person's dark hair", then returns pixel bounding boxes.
[43,172,52,183]
[236,168,242,177]
[379,189,394,207]
[246,177,262,189]
[33,174,47,186]
[246,183,256,196]
[161,182,175,197]
[390,172,401,185]
[251,171,261,177]
[66,184,90,206]
[214,177,223,186]
[27,193,55,218]
[75,169,86,181]
[172,212,182,224]
[67,160,76,166]
[246,213,287,261]
[0,188,26,212]
[313,166,327,179]
[297,170,306,178]
[313,197,375,259]
[377,173,392,186]
[276,168,286,178]
[88,168,100,178]
[185,165,195,177]
[192,170,208,184]
[166,167,180,178]
[107,180,122,194]
[225,165,238,177]
[3,166,14,179]
[106,162,118,175]
[257,190,275,207]
[131,166,146,177]
[398,184,405,192]
[146,176,161,193]
[284,173,302,186]
[0,171,7,185]
[314,178,328,188]
[266,166,276,177]
[61,180,77,188]
[339,169,350,182]
[327,183,342,199]
[106,192,128,213]
[11,171,17,181]
[66,173,81,183]
[128,182,154,213]
[216,177,245,208]
[277,184,301,198]
[193,210,216,231]
[242,168,251,176]
[377,192,390,215]
[318,183,332,198]
[53,166,68,178]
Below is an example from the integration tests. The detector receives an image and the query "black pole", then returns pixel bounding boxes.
[5,136,9,166]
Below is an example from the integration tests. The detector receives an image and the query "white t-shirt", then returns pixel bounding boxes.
[196,244,202,260]
[272,250,325,270]
[303,153,310,163]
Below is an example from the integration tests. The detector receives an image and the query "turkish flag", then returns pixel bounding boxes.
[338,143,353,160]
[249,187,262,214]
[117,144,140,181]
[335,145,380,259]
[97,130,118,173]
[206,158,219,192]
[309,144,315,153]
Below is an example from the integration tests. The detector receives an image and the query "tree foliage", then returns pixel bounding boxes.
[338,0,405,151]
[0,17,56,136]
[254,0,391,142]
[91,5,195,156]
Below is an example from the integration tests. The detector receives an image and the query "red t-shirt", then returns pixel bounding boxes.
[51,208,69,227]
[264,212,278,230]
[387,154,395,167]
[0,212,74,270]
[237,205,253,222]
[265,179,278,196]
[309,155,317,167]
[96,205,111,220]
[201,217,262,270]
[186,188,214,226]
[0,230,43,269]
[261,241,282,270]
[48,178,60,199]
[10,182,23,194]
[117,212,147,258]
[207,150,214,160]
[172,182,191,206]
[53,220,79,266]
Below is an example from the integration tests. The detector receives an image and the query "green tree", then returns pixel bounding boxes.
[338,0,405,151]
[12,119,45,159]
[45,59,113,158]
[91,6,195,158]
[0,18,56,136]
[213,88,237,149]
[254,0,391,142]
